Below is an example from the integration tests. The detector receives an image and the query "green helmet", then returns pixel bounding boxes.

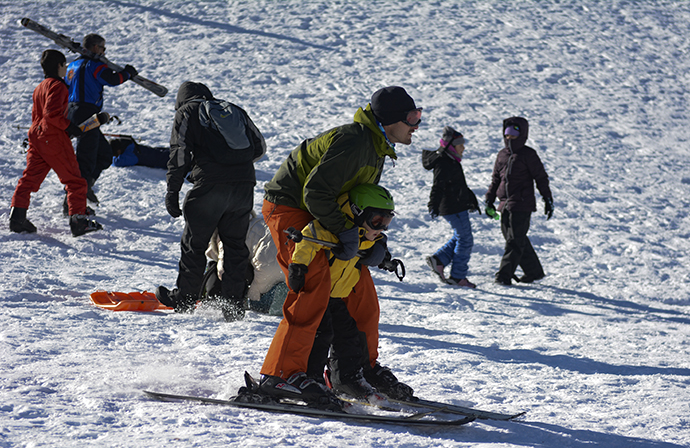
[348,184,395,229]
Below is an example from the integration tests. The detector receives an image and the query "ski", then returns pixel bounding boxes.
[143,390,475,427]
[389,397,526,421]
[20,18,168,97]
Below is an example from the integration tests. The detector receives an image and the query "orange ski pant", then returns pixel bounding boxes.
[261,200,380,379]
[12,131,87,216]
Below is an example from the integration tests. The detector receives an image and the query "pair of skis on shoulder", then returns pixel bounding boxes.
[144,372,525,427]
[20,18,167,97]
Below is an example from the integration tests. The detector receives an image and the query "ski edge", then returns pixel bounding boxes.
[390,397,527,421]
[143,390,475,427]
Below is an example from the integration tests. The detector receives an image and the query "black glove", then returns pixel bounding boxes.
[123,64,138,78]
[358,235,387,266]
[469,193,481,214]
[96,112,110,125]
[544,197,554,220]
[165,191,182,218]
[287,263,308,293]
[331,227,360,260]
[66,122,83,138]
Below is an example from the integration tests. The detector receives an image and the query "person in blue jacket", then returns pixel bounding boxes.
[64,33,138,205]
[110,136,169,169]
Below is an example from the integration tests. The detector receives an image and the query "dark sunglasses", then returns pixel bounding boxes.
[402,108,423,127]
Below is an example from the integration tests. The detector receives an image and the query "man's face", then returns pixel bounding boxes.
[90,41,106,56]
[384,121,417,145]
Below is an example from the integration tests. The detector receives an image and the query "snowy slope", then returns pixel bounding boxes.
[1,1,689,447]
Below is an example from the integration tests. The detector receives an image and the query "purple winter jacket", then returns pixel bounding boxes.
[485,117,552,212]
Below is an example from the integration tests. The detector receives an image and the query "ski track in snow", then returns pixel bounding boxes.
[1,1,689,447]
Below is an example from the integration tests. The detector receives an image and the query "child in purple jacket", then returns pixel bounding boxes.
[485,116,553,286]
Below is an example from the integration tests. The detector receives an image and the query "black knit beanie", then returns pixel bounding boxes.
[370,86,417,125]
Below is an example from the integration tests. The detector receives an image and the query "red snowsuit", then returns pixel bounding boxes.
[12,77,87,216]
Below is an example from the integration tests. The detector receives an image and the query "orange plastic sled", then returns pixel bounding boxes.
[90,291,173,312]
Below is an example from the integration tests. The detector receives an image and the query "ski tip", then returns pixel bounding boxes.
[20,18,30,27]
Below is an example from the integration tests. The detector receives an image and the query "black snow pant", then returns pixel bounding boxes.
[67,102,112,185]
[175,181,253,302]
[496,210,545,281]
[307,297,369,380]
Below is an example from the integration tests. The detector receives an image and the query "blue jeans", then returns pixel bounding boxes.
[434,211,474,279]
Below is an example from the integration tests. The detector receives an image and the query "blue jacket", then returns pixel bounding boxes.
[112,140,169,169]
[65,57,131,108]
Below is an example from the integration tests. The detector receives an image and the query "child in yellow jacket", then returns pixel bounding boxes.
[285,184,411,402]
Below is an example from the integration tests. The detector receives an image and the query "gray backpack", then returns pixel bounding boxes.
[198,99,265,164]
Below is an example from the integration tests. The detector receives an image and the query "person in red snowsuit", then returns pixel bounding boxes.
[9,49,101,237]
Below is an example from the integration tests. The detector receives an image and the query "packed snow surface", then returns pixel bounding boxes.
[1,1,689,447]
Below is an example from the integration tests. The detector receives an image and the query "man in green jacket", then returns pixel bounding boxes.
[258,86,421,407]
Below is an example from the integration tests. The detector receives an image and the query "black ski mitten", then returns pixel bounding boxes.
[287,263,308,292]
[165,191,182,218]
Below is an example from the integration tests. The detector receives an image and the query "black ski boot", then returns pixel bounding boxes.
[363,363,416,401]
[258,372,343,411]
[9,207,37,234]
[69,214,102,237]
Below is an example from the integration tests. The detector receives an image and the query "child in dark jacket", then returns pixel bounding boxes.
[485,116,553,286]
[422,126,480,288]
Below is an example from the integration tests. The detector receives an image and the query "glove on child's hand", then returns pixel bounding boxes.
[288,263,308,292]
[332,227,360,260]
[359,235,388,266]
[544,197,554,220]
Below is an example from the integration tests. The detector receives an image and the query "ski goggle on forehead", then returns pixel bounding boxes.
[367,212,394,231]
[402,108,423,127]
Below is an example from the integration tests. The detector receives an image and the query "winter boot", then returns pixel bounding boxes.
[363,363,415,401]
[329,365,388,404]
[426,255,446,283]
[258,372,342,410]
[9,207,37,234]
[517,273,545,283]
[155,286,196,313]
[86,181,99,205]
[69,214,102,237]
[219,296,246,322]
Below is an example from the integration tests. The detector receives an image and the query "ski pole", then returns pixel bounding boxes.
[283,227,405,280]
[283,227,340,249]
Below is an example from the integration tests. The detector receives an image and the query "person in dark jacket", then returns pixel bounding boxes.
[485,116,554,286]
[10,49,102,237]
[155,81,266,321]
[110,136,169,169]
[64,33,138,205]
[423,126,480,288]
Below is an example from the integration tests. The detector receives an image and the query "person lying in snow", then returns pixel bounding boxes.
[109,136,169,169]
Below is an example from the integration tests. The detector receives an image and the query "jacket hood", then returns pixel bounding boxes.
[175,81,214,110]
[503,116,529,150]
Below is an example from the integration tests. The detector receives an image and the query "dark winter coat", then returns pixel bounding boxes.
[167,81,265,193]
[422,148,479,217]
[485,117,552,212]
